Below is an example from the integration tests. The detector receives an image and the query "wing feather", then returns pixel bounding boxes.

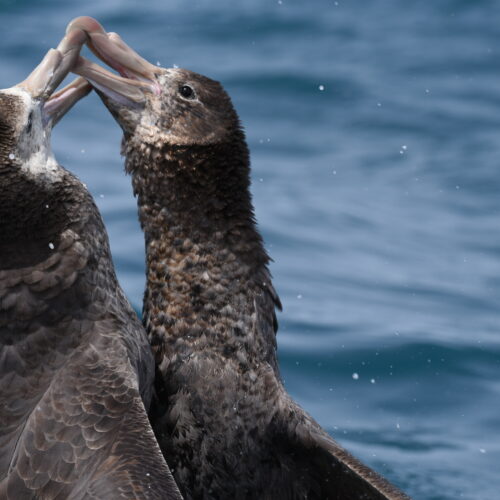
[271,397,411,500]
[0,330,181,499]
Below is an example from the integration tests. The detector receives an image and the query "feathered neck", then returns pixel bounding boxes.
[123,130,281,369]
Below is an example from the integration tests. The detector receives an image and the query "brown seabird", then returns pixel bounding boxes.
[72,16,411,500]
[0,28,180,499]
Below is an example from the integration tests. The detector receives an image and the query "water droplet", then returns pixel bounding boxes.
[8,153,15,160]
[297,294,302,299]
[479,448,486,454]
[370,378,376,384]
[352,373,359,380]
[396,422,400,429]
[318,85,325,91]
[332,170,337,175]
[48,242,54,250]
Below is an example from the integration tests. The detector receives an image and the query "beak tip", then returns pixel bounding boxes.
[66,16,106,36]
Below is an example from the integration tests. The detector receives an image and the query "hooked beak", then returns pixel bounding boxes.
[18,28,91,126]
[68,16,161,107]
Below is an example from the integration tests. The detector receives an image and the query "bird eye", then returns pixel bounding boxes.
[26,112,33,133]
[179,85,195,99]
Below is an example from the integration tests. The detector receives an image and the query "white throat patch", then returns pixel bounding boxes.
[2,86,62,182]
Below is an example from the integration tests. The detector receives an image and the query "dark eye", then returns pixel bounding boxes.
[26,112,33,133]
[179,85,195,99]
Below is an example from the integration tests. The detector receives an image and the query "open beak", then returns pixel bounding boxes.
[68,16,162,107]
[18,28,91,126]
[42,77,90,126]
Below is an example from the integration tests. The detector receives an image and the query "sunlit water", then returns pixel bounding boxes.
[2,1,500,498]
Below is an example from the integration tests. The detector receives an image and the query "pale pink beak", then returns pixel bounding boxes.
[67,16,162,106]
[18,27,92,125]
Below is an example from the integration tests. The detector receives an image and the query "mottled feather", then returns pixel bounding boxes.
[0,89,181,498]
[90,63,411,499]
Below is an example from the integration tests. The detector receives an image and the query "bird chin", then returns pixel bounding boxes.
[95,88,143,135]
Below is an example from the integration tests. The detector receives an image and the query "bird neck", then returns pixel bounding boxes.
[0,167,72,269]
[125,136,280,369]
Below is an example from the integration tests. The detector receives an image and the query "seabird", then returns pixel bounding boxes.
[72,16,411,500]
[0,28,180,499]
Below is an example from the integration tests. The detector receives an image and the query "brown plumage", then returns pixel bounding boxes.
[72,16,412,500]
[0,34,181,499]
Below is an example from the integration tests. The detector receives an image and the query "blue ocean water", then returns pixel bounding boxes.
[2,1,499,498]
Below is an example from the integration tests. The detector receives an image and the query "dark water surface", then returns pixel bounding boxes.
[2,1,500,498]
